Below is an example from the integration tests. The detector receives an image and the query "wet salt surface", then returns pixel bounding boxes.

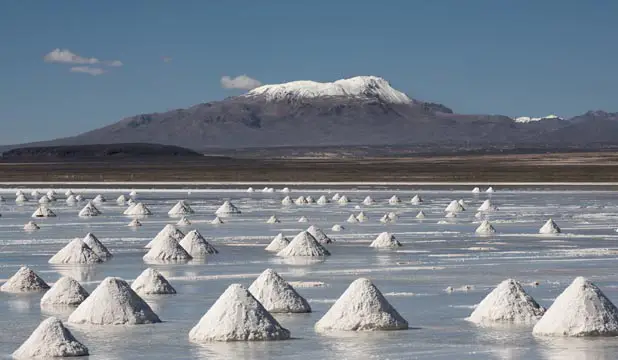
[2,188,618,359]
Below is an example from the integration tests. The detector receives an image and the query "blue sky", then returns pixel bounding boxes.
[1,0,618,144]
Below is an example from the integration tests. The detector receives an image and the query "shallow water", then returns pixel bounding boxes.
[2,188,618,359]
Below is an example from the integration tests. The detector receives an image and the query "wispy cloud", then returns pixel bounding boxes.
[70,66,105,76]
[44,49,99,65]
[221,75,262,90]
[104,60,123,67]
[162,56,172,63]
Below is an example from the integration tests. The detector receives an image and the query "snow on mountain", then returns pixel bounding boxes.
[245,76,411,104]
[514,114,563,123]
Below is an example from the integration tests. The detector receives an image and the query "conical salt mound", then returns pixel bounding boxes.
[486,186,495,193]
[75,195,84,202]
[15,194,28,203]
[15,190,24,196]
[347,214,359,223]
[128,218,142,227]
[189,283,291,342]
[317,195,329,205]
[472,187,481,193]
[294,196,308,205]
[356,211,368,222]
[332,224,344,232]
[66,195,77,204]
[168,200,194,216]
[281,187,290,193]
[533,277,618,336]
[1,266,49,293]
[475,212,483,219]
[370,232,402,248]
[249,269,311,313]
[211,216,224,225]
[143,237,192,262]
[32,206,56,218]
[265,233,290,252]
[78,201,101,217]
[68,277,161,325]
[410,194,423,205]
[12,317,89,359]
[266,215,280,224]
[93,194,106,203]
[331,193,341,201]
[445,212,457,218]
[49,238,103,265]
[215,200,241,216]
[307,225,332,244]
[176,216,191,226]
[124,202,151,216]
[467,279,545,325]
[337,195,349,204]
[388,195,401,205]
[64,190,74,197]
[38,195,52,204]
[445,200,465,213]
[131,268,176,295]
[475,220,496,235]
[380,214,392,223]
[478,199,497,212]
[145,224,185,249]
[129,190,138,197]
[281,196,293,205]
[458,199,467,207]
[363,196,374,205]
[179,229,218,257]
[416,210,426,219]
[315,278,408,331]
[247,187,254,193]
[47,190,57,198]
[306,196,315,204]
[31,190,41,197]
[116,194,127,204]
[297,216,308,223]
[387,212,398,220]
[40,276,89,306]
[82,233,112,260]
[277,231,331,257]
[24,221,40,231]
[539,219,561,234]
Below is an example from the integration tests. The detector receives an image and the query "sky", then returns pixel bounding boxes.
[1,0,618,144]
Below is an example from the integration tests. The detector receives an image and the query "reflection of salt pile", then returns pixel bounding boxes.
[281,196,293,205]
[78,201,101,217]
[211,216,224,225]
[277,231,331,257]
[124,202,152,216]
[16,194,28,203]
[307,225,332,244]
[416,210,426,219]
[445,200,465,213]
[315,278,408,331]
[179,229,218,257]
[176,216,191,226]
[40,276,89,306]
[337,195,349,204]
[370,232,401,248]
[249,269,311,313]
[297,216,308,223]
[116,194,127,204]
[331,193,341,201]
[1,266,50,293]
[388,195,401,204]
[472,187,481,193]
[467,279,545,325]
[215,200,241,216]
[168,200,194,216]
[410,194,423,204]
[356,211,368,222]
[12,317,89,359]
[363,196,374,205]
[478,199,497,212]
[24,221,40,231]
[128,218,142,227]
[475,220,496,235]
[93,194,106,203]
[266,215,280,224]
[32,206,56,218]
[265,233,290,252]
[332,224,344,232]
[145,224,185,249]
[539,219,561,234]
[82,233,113,260]
[48,238,103,264]
[143,237,192,262]
[294,196,308,205]
[68,277,161,325]
[533,277,618,337]
[317,195,329,204]
[189,283,290,342]
[131,268,176,295]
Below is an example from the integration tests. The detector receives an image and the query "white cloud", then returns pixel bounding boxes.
[70,66,105,76]
[162,56,172,63]
[44,48,99,65]
[104,60,123,67]
[221,75,262,90]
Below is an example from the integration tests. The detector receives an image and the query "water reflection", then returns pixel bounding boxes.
[50,265,97,282]
[537,337,618,360]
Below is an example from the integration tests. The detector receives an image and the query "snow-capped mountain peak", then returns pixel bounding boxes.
[514,114,563,123]
[244,76,411,104]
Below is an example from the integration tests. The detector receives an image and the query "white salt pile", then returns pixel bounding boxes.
[176,216,191,226]
[347,214,359,223]
[48,238,103,265]
[247,187,254,193]
[475,212,483,219]
[1,266,50,293]
[315,278,408,331]
[168,200,195,216]
[66,195,78,204]
[416,210,426,219]
[38,195,52,204]
[281,196,293,205]
[131,268,176,295]
[116,194,127,204]
[410,194,423,205]
[15,190,24,196]
[294,196,308,205]
[15,194,28,203]
[472,187,481,193]
[337,195,349,204]
[145,224,185,249]
[263,187,275,193]
[128,218,142,227]
[68,277,161,325]
[211,216,224,225]
[281,187,290,193]
[298,216,308,223]
[12,317,89,359]
[363,196,374,205]
[332,224,344,232]
[486,186,495,193]
[40,276,89,306]
[331,193,341,201]
[249,269,311,313]
[387,211,398,220]
[533,277,618,336]
[475,220,496,235]
[370,232,402,248]
[124,202,152,216]
[307,225,332,244]
[143,237,193,262]
[129,190,138,197]
[277,231,331,257]
[356,211,368,222]
[445,212,457,218]
[445,200,465,213]
[458,199,467,207]
[75,195,84,202]
[306,196,315,204]
[467,279,545,325]
[47,190,57,198]
[78,201,101,217]
[215,200,241,216]
[478,199,497,212]
[317,195,329,204]
[179,229,218,257]
[380,214,392,223]
[266,215,280,224]
[388,195,401,205]
[31,190,41,198]
[539,219,561,234]
[93,194,106,203]
[82,233,113,260]
[63,190,74,197]
[265,233,290,252]
[24,221,40,231]
[189,283,291,342]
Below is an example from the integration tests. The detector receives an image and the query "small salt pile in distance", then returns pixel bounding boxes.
[143,237,192,262]
[307,225,333,244]
[131,268,176,295]
[215,200,241,216]
[82,233,113,260]
[145,224,185,249]
[248,269,311,313]
[168,200,194,217]
[265,233,289,252]
[48,238,102,265]
[179,229,218,257]
[1,266,49,293]
[539,219,561,234]
[410,194,423,204]
[370,232,401,248]
[475,220,496,235]
[277,231,330,257]
[40,276,89,306]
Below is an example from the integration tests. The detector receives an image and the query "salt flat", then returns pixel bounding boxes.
[1,187,618,359]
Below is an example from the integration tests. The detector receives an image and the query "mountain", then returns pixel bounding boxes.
[5,76,618,153]
[1,144,204,161]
